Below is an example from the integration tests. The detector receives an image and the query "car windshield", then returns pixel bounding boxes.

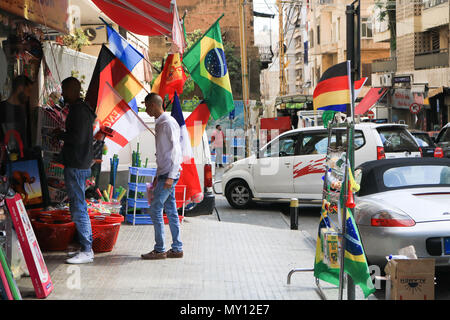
[377,127,419,152]
[383,165,450,188]
[437,127,450,143]
[413,133,435,147]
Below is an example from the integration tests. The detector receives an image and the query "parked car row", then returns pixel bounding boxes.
[218,122,450,268]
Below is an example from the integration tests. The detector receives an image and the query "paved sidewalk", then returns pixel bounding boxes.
[17,215,367,300]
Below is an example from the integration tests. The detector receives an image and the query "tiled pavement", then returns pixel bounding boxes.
[17,213,370,300]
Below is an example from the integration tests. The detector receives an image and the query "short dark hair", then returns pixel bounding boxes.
[216,124,221,129]
[11,75,33,93]
[61,76,81,89]
[144,93,162,106]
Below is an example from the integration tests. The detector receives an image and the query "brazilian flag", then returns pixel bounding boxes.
[314,204,376,298]
[183,18,234,120]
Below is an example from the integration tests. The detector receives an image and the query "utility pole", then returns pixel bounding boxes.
[278,0,286,111]
[239,0,250,157]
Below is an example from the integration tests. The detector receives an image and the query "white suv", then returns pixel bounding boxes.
[221,123,421,209]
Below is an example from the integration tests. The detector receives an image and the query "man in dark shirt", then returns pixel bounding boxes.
[0,75,32,157]
[55,77,96,264]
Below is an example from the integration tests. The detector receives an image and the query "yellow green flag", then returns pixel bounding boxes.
[183,18,234,120]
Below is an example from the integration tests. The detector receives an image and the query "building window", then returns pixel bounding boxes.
[361,18,373,38]
[310,31,314,48]
[317,26,320,45]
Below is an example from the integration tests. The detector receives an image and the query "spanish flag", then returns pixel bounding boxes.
[313,61,366,113]
[151,53,186,101]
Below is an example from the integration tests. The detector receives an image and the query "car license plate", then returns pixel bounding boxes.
[444,238,450,255]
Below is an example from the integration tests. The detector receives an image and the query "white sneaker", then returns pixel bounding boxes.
[66,251,94,264]
[67,249,93,258]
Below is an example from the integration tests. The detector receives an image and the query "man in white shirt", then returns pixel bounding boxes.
[141,93,183,260]
[211,124,225,168]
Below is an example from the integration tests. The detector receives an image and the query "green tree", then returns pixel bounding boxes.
[375,0,396,55]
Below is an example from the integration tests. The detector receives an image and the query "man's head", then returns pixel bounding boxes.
[10,75,33,105]
[144,93,164,118]
[216,125,222,131]
[61,77,82,105]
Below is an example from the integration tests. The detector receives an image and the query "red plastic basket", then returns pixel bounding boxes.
[163,214,184,224]
[91,220,121,253]
[32,219,76,251]
[91,213,124,224]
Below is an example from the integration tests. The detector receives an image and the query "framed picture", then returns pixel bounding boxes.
[7,157,50,208]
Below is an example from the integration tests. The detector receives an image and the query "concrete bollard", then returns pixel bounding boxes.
[290,198,299,230]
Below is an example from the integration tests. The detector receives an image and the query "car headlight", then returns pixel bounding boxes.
[224,163,234,174]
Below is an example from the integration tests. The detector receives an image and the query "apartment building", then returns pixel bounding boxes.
[371,0,449,130]
[303,0,391,98]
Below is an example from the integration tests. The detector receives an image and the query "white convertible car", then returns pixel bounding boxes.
[355,157,450,268]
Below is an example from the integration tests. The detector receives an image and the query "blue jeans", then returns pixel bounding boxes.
[64,167,92,252]
[149,174,182,252]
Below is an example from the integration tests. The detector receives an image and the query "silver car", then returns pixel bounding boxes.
[355,158,450,268]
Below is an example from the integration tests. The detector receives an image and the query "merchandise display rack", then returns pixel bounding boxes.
[125,167,187,226]
[125,166,156,225]
[37,107,66,204]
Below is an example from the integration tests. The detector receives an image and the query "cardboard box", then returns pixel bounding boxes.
[384,258,435,300]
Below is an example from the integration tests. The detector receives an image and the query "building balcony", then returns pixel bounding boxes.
[414,49,449,70]
[421,0,449,31]
[372,57,397,73]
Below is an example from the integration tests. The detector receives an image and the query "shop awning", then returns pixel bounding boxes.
[91,0,174,36]
[355,87,388,115]
[427,86,445,98]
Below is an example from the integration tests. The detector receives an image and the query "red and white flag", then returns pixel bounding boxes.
[93,81,148,164]
[170,1,186,54]
[170,92,203,207]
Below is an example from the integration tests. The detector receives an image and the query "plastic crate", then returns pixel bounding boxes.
[125,213,183,225]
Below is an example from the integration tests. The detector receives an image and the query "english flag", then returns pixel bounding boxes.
[93,81,148,163]
[170,92,203,207]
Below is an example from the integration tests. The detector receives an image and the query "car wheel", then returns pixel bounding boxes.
[225,180,253,209]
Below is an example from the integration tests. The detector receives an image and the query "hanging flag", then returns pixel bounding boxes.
[314,195,375,298]
[314,201,341,287]
[343,208,376,298]
[170,92,192,162]
[185,101,211,147]
[170,92,203,207]
[313,61,367,113]
[151,53,186,101]
[183,17,234,120]
[86,44,144,113]
[94,81,148,161]
[171,1,186,54]
[104,22,144,71]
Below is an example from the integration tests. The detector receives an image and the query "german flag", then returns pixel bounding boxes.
[86,44,143,113]
[313,61,366,113]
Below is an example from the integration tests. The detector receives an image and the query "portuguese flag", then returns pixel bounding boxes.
[86,44,143,113]
[183,17,234,120]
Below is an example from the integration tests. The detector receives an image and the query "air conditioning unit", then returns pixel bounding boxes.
[380,73,393,87]
[81,25,107,45]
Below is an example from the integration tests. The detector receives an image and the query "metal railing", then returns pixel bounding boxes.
[414,48,449,70]
[372,57,397,73]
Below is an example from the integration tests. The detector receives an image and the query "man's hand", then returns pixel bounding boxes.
[164,178,174,189]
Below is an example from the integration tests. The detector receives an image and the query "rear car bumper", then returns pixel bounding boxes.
[182,192,215,216]
[359,220,450,268]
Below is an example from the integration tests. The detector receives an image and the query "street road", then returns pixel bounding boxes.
[211,168,450,300]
